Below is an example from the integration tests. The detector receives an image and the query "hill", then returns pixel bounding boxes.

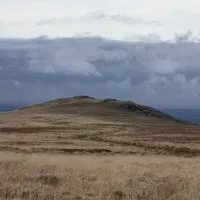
[15,95,189,124]
[0,95,199,157]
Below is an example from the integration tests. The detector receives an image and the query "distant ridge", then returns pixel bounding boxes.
[0,104,23,112]
[161,108,200,125]
[15,96,191,124]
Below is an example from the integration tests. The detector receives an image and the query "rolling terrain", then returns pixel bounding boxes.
[1,96,200,199]
[0,95,199,156]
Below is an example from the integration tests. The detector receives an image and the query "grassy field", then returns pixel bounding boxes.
[0,96,200,199]
[0,153,200,200]
[0,111,199,156]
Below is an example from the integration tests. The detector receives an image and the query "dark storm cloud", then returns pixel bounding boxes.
[1,36,200,108]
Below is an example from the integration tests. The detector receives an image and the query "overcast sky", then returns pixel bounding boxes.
[0,0,200,108]
[0,0,200,40]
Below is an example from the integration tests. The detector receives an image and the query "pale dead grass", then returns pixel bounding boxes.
[0,152,199,200]
[1,98,200,199]
[0,111,200,156]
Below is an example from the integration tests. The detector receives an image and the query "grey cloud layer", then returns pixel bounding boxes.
[85,11,161,25]
[35,11,161,26]
[0,37,200,108]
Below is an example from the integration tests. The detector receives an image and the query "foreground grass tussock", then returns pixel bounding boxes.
[0,154,200,200]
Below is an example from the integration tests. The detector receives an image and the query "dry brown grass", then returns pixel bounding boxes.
[0,111,199,156]
[0,153,199,200]
[1,97,200,199]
